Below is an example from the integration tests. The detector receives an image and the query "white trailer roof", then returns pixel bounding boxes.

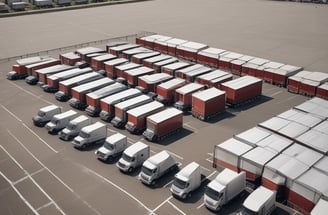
[36,64,72,75]
[153,58,178,67]
[217,138,254,156]
[147,108,182,123]
[295,168,328,198]
[238,55,255,62]
[176,64,204,75]
[157,78,185,90]
[48,67,92,81]
[162,62,190,70]
[210,74,233,84]
[177,41,208,52]
[265,153,291,173]
[24,58,59,69]
[274,64,303,76]
[104,58,128,66]
[256,133,293,153]
[59,72,101,86]
[138,73,172,84]
[127,101,163,117]
[72,78,114,93]
[124,141,148,157]
[116,62,141,71]
[278,157,310,181]
[197,70,230,81]
[123,47,152,55]
[114,95,151,110]
[17,56,51,65]
[300,79,321,87]
[54,110,77,120]
[76,47,104,55]
[242,147,278,166]
[192,87,225,102]
[278,109,322,128]
[100,88,142,105]
[87,83,126,99]
[125,67,154,76]
[40,105,59,112]
[197,47,226,58]
[294,100,328,119]
[310,97,328,108]
[234,127,271,147]
[283,143,323,167]
[313,156,328,175]
[82,122,105,133]
[185,67,212,77]
[142,34,172,43]
[248,57,270,66]
[304,72,328,83]
[221,52,243,60]
[318,82,328,90]
[144,54,172,63]
[311,198,328,215]
[263,61,285,69]
[313,120,328,135]
[230,59,246,66]
[243,186,275,213]
[176,83,204,95]
[166,38,188,47]
[110,43,140,51]
[296,130,328,154]
[215,168,240,186]
[278,121,310,139]
[92,53,116,61]
[259,117,291,132]
[221,76,261,90]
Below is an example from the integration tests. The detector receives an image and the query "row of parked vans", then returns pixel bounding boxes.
[32,104,277,214]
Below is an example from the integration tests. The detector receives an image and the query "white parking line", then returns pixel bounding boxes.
[1,104,22,122]
[163,180,174,188]
[0,145,65,215]
[0,171,38,215]
[168,200,187,215]
[151,196,172,214]
[84,167,153,214]
[200,166,211,172]
[207,153,213,156]
[13,168,45,185]
[36,202,53,212]
[202,171,217,182]
[196,202,205,209]
[5,131,102,215]
[269,90,283,97]
[183,123,197,133]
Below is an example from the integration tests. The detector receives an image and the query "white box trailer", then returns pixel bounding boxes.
[45,110,78,134]
[213,138,254,172]
[278,109,322,128]
[171,162,201,199]
[96,133,127,162]
[234,127,272,147]
[32,105,61,127]
[311,198,328,215]
[204,168,246,212]
[255,133,293,153]
[59,115,91,141]
[240,186,276,215]
[296,130,328,154]
[33,64,73,86]
[72,122,107,150]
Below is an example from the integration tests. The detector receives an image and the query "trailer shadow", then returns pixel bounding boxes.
[227,95,273,113]
[157,128,194,146]
[204,111,236,124]
[176,175,210,204]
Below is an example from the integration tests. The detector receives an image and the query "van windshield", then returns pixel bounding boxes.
[104,142,114,150]
[122,153,134,162]
[240,206,258,215]
[66,123,76,130]
[141,166,154,176]
[38,111,45,117]
[173,178,188,189]
[205,186,222,200]
[79,131,89,138]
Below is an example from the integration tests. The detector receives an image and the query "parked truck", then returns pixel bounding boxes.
[75,47,105,62]
[136,73,173,94]
[117,141,150,173]
[204,168,246,212]
[156,78,186,105]
[170,162,201,199]
[125,101,165,134]
[31,64,73,86]
[153,57,178,73]
[24,58,61,84]
[115,62,141,84]
[91,53,117,71]
[72,122,107,150]
[55,72,103,101]
[240,186,276,215]
[131,51,160,64]
[104,58,128,79]
[60,52,82,66]
[42,67,92,93]
[124,66,155,88]
[143,108,183,142]
[139,150,177,186]
[7,56,55,80]
[32,105,61,127]
[174,83,205,111]
[95,133,128,162]
[85,82,127,117]
[99,88,143,122]
[59,115,91,141]
[162,62,190,76]
[45,110,78,134]
[111,95,153,128]
[143,54,172,68]
[69,78,114,110]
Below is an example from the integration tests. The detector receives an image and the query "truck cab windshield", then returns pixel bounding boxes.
[142,166,155,176]
[122,153,134,162]
[205,186,222,200]
[50,119,59,125]
[240,206,258,215]
[38,111,46,117]
[173,178,188,189]
[104,142,114,150]
[79,131,90,138]
[66,123,76,130]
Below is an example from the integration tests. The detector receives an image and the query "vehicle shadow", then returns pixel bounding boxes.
[203,111,236,124]
[228,95,273,113]
[143,167,180,190]
[157,127,194,146]
[175,175,209,204]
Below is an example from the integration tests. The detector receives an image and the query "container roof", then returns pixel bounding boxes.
[110,43,140,51]
[221,52,243,60]
[138,73,172,84]
[104,58,128,66]
[234,127,271,147]
[263,61,285,69]
[162,62,190,70]
[157,78,185,89]
[243,186,275,212]
[115,95,151,109]
[178,41,208,51]
[153,58,178,66]
[92,53,116,61]
[295,168,328,197]
[278,109,322,128]
[278,121,310,139]
[177,64,204,74]
[197,70,230,81]
[283,143,323,167]
[147,108,182,123]
[210,74,233,83]
[59,72,101,86]
[217,138,254,156]
[311,198,328,215]
[242,147,278,166]
[144,54,172,63]
[256,133,293,153]
[142,34,172,42]
[192,87,225,101]
[248,57,270,66]
[132,51,160,59]
[221,76,262,90]
[48,67,91,80]
[318,82,328,90]
[36,64,72,74]
[296,130,328,154]
[313,156,328,175]
[166,38,188,46]
[259,117,291,132]
[176,83,204,94]
[116,62,141,70]
[125,67,154,76]
[100,88,141,104]
[72,78,114,93]
[313,120,328,135]
[76,47,104,55]
[198,47,226,58]
[123,47,152,55]
[87,83,126,99]
[127,101,164,117]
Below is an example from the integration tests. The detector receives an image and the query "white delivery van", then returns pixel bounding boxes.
[170,162,201,199]
[72,122,107,150]
[117,141,150,173]
[96,133,127,162]
[32,105,61,127]
[59,115,91,141]
[139,150,177,186]
[45,110,78,134]
[240,186,276,215]
[204,168,246,212]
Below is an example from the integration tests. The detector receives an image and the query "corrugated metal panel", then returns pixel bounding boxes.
[192,87,225,101]
[283,144,323,167]
[278,109,322,128]
[176,83,204,94]
[256,133,293,153]
[311,198,328,215]
[296,130,328,154]
[313,156,328,175]
[234,127,271,147]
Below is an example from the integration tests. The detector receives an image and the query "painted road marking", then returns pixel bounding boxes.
[151,196,173,214]
[5,131,102,215]
[200,166,210,172]
[269,90,283,97]
[36,202,53,212]
[13,168,45,186]
[168,200,187,215]
[163,180,174,188]
[196,202,205,209]
[0,145,65,215]
[202,171,217,183]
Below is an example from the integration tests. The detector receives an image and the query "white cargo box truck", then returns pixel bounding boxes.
[240,186,276,215]
[204,168,246,212]
[117,141,150,173]
[32,105,61,127]
[59,115,91,141]
[139,150,177,186]
[72,122,107,150]
[170,162,201,199]
[45,110,78,134]
[96,133,127,162]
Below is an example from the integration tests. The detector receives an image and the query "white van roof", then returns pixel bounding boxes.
[40,105,59,112]
[124,141,148,157]
[82,122,105,133]
[243,186,275,212]
[54,110,77,120]
[70,115,89,124]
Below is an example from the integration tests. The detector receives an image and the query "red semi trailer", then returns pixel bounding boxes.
[230,55,254,76]
[165,38,188,56]
[75,47,105,61]
[156,78,186,105]
[218,52,243,71]
[104,58,129,79]
[195,69,230,87]
[137,73,173,93]
[176,41,208,62]
[109,43,141,57]
[191,88,226,121]
[143,108,183,142]
[60,52,82,66]
[174,83,205,111]
[153,58,179,73]
[124,67,155,87]
[91,54,117,71]
[143,54,173,68]
[162,62,191,76]
[115,62,141,83]
[131,51,160,64]
[197,47,226,68]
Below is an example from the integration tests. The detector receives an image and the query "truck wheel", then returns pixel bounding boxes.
[107,156,113,162]
[182,193,187,199]
[81,144,87,150]
[151,180,156,186]
[128,167,133,173]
